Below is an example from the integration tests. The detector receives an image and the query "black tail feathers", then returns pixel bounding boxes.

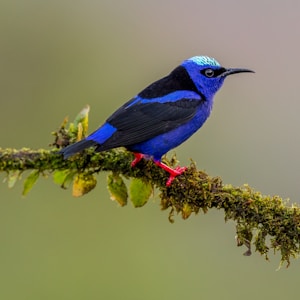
[59,139,98,159]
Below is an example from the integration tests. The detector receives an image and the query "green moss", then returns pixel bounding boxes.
[0,107,299,267]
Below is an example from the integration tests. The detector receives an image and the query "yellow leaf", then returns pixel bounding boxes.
[72,173,97,197]
[73,105,90,137]
[77,122,83,141]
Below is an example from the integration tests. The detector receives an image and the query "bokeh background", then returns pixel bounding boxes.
[1,1,300,299]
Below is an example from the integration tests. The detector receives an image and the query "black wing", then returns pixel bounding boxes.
[97,98,202,150]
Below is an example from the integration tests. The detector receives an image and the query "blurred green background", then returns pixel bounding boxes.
[1,1,300,299]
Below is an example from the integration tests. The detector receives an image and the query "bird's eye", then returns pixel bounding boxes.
[204,69,215,78]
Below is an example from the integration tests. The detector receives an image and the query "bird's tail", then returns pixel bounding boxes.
[59,139,98,159]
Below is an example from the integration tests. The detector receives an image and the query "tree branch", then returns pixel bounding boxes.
[0,107,299,267]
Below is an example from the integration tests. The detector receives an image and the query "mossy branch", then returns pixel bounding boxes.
[0,106,299,267]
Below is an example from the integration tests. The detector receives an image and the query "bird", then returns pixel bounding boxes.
[60,56,254,186]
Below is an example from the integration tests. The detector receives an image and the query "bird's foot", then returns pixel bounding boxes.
[131,153,145,167]
[154,161,187,186]
[165,166,187,186]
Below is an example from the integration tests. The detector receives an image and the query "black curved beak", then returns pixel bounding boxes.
[221,68,255,77]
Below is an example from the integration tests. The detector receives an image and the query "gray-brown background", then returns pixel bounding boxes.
[1,1,299,299]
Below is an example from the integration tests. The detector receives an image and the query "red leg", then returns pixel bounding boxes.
[131,153,145,167]
[154,161,187,186]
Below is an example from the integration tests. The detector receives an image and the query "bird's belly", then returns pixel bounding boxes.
[128,107,210,160]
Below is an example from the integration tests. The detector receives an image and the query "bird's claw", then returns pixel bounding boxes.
[131,155,187,186]
[131,153,145,167]
[165,166,187,186]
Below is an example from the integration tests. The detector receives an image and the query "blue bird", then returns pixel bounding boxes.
[60,56,254,186]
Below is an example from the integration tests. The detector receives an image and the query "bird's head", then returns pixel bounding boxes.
[182,56,254,99]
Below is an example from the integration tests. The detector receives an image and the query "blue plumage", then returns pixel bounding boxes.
[60,56,253,186]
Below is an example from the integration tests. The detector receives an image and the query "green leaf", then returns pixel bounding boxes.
[7,170,21,189]
[129,178,153,208]
[72,173,97,197]
[182,203,192,220]
[53,170,76,189]
[107,173,128,206]
[22,170,40,196]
